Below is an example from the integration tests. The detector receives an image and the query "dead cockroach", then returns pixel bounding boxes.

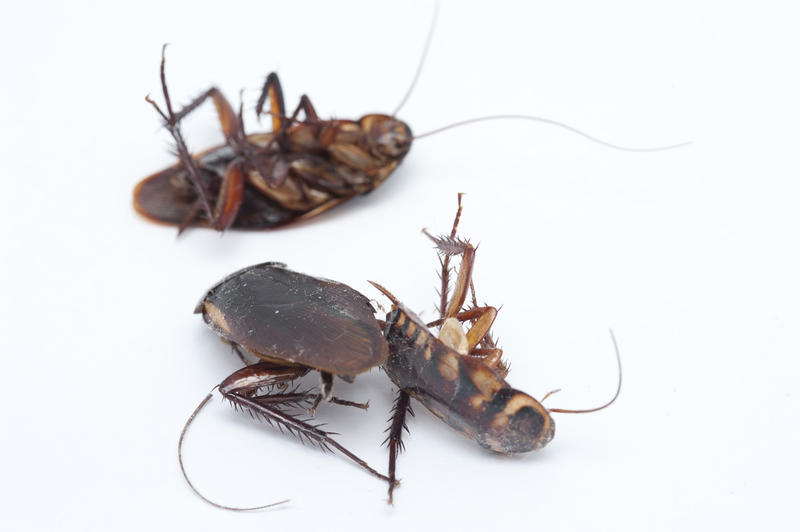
[179,196,620,509]
[135,44,413,232]
[135,8,687,233]
[182,261,392,510]
[369,194,622,503]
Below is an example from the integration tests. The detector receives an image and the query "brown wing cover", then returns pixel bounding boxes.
[133,146,300,229]
[197,263,389,377]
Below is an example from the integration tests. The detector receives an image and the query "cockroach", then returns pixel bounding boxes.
[134,8,686,233]
[182,262,393,510]
[179,196,620,509]
[135,44,413,232]
[370,194,621,503]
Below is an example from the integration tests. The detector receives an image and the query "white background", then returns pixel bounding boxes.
[2,1,798,530]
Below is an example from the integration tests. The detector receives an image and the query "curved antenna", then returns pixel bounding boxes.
[413,114,691,152]
[368,280,401,306]
[391,0,440,117]
[178,387,289,511]
[549,329,622,414]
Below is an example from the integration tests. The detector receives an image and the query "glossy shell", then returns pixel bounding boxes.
[195,262,389,377]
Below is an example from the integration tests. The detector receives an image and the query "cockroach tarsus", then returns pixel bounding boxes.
[178,196,621,510]
[135,7,688,234]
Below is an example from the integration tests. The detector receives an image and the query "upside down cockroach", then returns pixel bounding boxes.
[179,195,621,509]
[371,194,621,503]
[134,7,686,233]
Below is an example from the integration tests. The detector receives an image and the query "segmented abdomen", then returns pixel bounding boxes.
[382,308,555,454]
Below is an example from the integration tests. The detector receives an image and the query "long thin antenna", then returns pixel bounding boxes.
[178,387,289,511]
[391,1,440,117]
[549,329,622,414]
[413,114,691,152]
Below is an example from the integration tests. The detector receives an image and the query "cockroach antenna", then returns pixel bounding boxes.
[548,329,623,414]
[413,114,691,152]
[392,0,440,117]
[178,386,290,511]
[390,5,689,153]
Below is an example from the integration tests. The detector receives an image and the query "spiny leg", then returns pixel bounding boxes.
[146,46,215,227]
[255,72,322,187]
[256,72,286,133]
[426,197,509,375]
[425,194,477,319]
[384,390,412,504]
[146,46,244,229]
[431,194,465,318]
[219,363,392,484]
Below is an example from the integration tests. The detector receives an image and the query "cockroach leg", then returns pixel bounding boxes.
[222,393,391,483]
[223,340,252,366]
[424,194,476,318]
[180,361,392,510]
[426,306,499,352]
[255,72,287,132]
[308,371,334,415]
[172,86,242,143]
[213,158,246,230]
[177,198,204,236]
[146,45,245,230]
[384,390,412,505]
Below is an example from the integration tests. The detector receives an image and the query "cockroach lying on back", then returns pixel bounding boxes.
[180,195,621,509]
[134,9,686,233]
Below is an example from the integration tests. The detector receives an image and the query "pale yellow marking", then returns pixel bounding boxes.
[439,318,468,355]
[437,352,460,381]
[395,313,406,327]
[405,320,417,336]
[491,392,549,429]
[469,365,505,398]
[470,396,486,410]
[203,301,231,335]
[423,345,432,360]
[413,328,429,347]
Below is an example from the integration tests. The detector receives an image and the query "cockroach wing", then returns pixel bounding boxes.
[196,262,389,377]
[133,145,300,229]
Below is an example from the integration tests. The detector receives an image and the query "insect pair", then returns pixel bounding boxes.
[181,195,621,508]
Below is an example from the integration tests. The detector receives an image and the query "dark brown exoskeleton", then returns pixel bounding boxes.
[135,46,412,232]
[183,262,393,511]
[370,195,621,503]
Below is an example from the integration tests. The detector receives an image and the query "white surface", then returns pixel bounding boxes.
[2,1,799,530]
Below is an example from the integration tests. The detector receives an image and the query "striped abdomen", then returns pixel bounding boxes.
[382,307,555,454]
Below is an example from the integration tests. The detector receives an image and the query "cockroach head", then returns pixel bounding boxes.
[360,114,413,160]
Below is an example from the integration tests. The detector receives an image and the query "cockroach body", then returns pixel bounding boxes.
[379,300,555,455]
[196,262,389,378]
[180,197,619,509]
[135,49,412,232]
[186,261,393,510]
[370,195,585,502]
